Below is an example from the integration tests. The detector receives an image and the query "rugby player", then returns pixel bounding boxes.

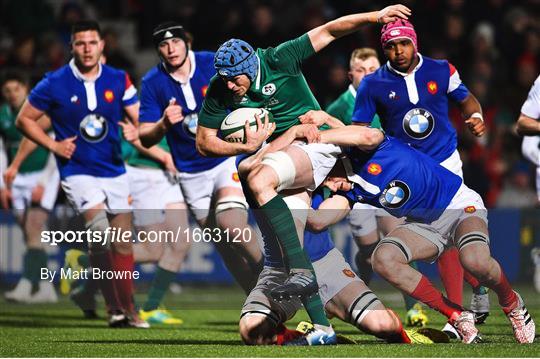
[516,74,540,293]
[196,4,412,344]
[315,124,535,344]
[350,19,490,328]
[240,182,444,345]
[136,22,263,294]
[1,72,59,303]
[322,47,426,326]
[14,20,144,327]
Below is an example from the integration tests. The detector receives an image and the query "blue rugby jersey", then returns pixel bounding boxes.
[139,51,226,173]
[28,60,137,179]
[341,136,462,223]
[352,54,469,163]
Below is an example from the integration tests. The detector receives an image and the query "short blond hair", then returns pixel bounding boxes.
[350,48,378,66]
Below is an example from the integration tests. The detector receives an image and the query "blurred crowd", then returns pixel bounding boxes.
[1,0,539,208]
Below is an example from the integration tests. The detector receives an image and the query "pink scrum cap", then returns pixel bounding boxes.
[380,19,418,50]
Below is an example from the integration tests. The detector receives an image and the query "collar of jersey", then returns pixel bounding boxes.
[163,50,196,84]
[348,84,356,98]
[69,58,102,82]
[386,53,423,77]
[251,54,262,91]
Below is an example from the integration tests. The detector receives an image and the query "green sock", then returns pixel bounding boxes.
[260,195,313,271]
[78,253,90,268]
[260,195,330,327]
[143,266,176,312]
[303,294,331,327]
[23,249,48,286]
[403,261,420,311]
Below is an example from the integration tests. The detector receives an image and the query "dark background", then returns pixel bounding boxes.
[1,0,539,208]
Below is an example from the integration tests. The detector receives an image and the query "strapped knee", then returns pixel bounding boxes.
[240,302,281,327]
[85,211,110,249]
[215,196,249,215]
[456,231,489,251]
[374,237,412,263]
[348,290,382,327]
[260,151,296,192]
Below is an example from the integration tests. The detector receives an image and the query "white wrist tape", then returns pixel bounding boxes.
[469,112,484,122]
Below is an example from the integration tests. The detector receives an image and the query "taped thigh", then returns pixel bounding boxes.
[374,237,412,263]
[347,290,382,326]
[215,195,249,215]
[260,151,296,192]
[85,211,110,249]
[455,231,489,251]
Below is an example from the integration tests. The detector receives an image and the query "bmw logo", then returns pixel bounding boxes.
[403,108,434,139]
[79,114,108,143]
[183,113,198,137]
[379,180,410,209]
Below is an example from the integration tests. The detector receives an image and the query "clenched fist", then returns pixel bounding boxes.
[163,98,184,128]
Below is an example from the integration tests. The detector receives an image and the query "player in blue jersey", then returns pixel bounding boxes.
[312,124,535,344]
[15,21,144,328]
[134,22,263,294]
[239,186,442,345]
[308,48,427,326]
[351,19,489,328]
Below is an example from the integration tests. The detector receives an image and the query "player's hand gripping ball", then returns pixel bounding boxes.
[220,108,274,143]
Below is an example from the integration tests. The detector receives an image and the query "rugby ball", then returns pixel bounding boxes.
[220,108,274,143]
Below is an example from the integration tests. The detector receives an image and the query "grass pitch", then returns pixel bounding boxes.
[1,283,540,357]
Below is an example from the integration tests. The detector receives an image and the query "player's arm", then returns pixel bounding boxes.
[319,125,384,150]
[138,99,184,148]
[516,113,540,136]
[6,115,51,185]
[308,4,410,52]
[16,100,76,159]
[196,114,274,157]
[299,110,345,129]
[458,93,485,137]
[0,138,10,209]
[306,194,351,232]
[516,77,540,135]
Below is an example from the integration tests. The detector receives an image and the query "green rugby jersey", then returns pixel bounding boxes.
[122,135,171,170]
[199,34,323,140]
[326,84,381,128]
[0,103,49,173]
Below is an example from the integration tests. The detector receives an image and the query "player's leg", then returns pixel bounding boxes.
[81,204,125,324]
[455,216,535,343]
[213,157,263,291]
[348,204,379,283]
[179,162,261,294]
[24,169,60,303]
[375,212,426,323]
[239,267,303,345]
[5,173,51,302]
[59,175,128,325]
[140,200,190,325]
[245,144,337,334]
[314,248,410,343]
[371,226,480,343]
[108,210,148,327]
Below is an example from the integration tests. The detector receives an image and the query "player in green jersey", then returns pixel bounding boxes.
[1,72,59,304]
[196,5,411,345]
[122,135,189,325]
